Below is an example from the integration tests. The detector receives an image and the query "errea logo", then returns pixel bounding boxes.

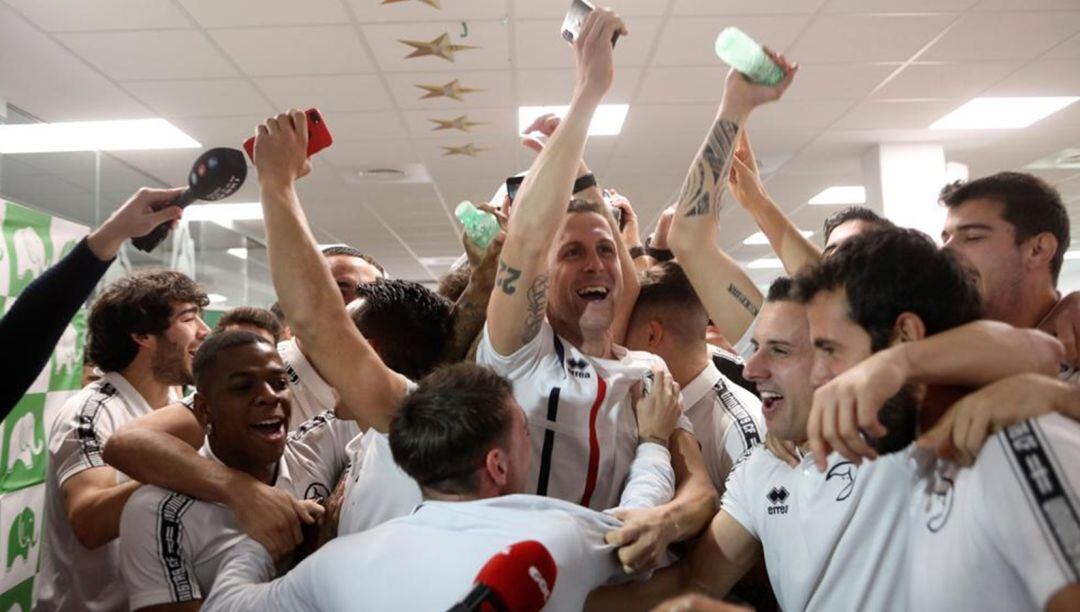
[567,357,591,380]
[767,486,790,515]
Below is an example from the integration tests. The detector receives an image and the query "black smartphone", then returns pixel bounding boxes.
[561,0,619,46]
[505,175,525,202]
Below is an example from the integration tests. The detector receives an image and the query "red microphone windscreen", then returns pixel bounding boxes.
[475,540,558,612]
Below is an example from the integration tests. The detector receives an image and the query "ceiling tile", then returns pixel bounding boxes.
[789,14,955,63]
[321,139,418,168]
[832,99,960,130]
[178,0,350,27]
[823,0,977,12]
[637,66,725,104]
[921,11,1080,61]
[674,0,827,15]
[350,0,507,23]
[1045,33,1080,59]
[514,18,662,69]
[55,30,236,80]
[871,61,1023,100]
[617,103,719,136]
[4,0,189,32]
[321,111,410,140]
[652,16,810,65]
[362,21,510,72]
[751,99,855,130]
[517,68,642,105]
[973,0,1080,10]
[209,26,374,75]
[384,70,513,110]
[254,74,393,112]
[123,79,274,118]
[983,58,1080,95]
[515,0,670,20]
[784,63,898,100]
[169,114,270,148]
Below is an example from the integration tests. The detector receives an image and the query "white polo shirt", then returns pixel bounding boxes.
[118,411,358,610]
[680,361,765,494]
[909,412,1080,611]
[35,372,155,612]
[721,447,918,612]
[476,320,691,511]
[204,494,634,612]
[277,338,337,431]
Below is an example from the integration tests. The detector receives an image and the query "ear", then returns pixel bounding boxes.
[131,332,156,350]
[192,392,212,429]
[647,319,664,349]
[484,447,510,490]
[892,312,926,345]
[1025,232,1058,273]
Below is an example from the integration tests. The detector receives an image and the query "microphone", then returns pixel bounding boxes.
[131,147,248,252]
[448,540,557,612]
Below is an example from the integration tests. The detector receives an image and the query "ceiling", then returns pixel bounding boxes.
[2,0,1080,296]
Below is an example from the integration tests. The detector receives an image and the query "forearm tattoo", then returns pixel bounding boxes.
[522,274,550,345]
[677,118,740,218]
[496,259,522,295]
[728,283,759,316]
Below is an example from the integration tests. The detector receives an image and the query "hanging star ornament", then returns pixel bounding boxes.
[415,79,482,102]
[399,33,478,62]
[430,115,486,133]
[442,143,484,157]
[382,0,441,8]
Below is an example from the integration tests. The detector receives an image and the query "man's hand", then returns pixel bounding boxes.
[226,478,316,562]
[633,367,682,445]
[607,189,642,248]
[606,505,678,574]
[764,431,799,468]
[86,187,186,260]
[573,8,628,102]
[719,48,797,121]
[463,227,506,290]
[254,109,312,188]
[727,132,769,210]
[807,347,909,470]
[650,205,677,250]
[1039,292,1080,368]
[917,373,1076,466]
[652,593,750,612]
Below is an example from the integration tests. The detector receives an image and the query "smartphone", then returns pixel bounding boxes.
[243,108,333,163]
[505,175,525,202]
[561,0,619,46]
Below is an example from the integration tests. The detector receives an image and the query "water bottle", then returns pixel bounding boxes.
[455,201,500,251]
[714,27,785,86]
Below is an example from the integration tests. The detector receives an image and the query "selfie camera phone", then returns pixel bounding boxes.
[505,175,526,202]
[561,0,619,46]
[243,108,333,163]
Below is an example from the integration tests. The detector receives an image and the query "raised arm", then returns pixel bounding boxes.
[252,111,408,431]
[486,10,627,355]
[728,131,821,275]
[668,57,797,343]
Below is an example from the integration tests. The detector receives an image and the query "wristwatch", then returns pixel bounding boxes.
[645,236,674,262]
[572,173,597,194]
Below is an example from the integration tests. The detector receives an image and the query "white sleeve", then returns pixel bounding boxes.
[475,319,553,377]
[203,537,318,612]
[610,443,675,510]
[282,411,359,500]
[563,506,626,587]
[718,453,759,540]
[120,491,204,610]
[338,430,422,536]
[980,414,1080,608]
[50,392,117,485]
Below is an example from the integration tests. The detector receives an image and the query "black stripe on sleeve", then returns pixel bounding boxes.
[76,382,117,468]
[157,492,198,602]
[714,379,762,455]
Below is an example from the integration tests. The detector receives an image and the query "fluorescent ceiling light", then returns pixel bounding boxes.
[518,104,629,136]
[0,118,200,154]
[930,97,1079,130]
[747,258,784,270]
[207,293,228,304]
[184,202,262,222]
[743,230,812,245]
[809,186,866,206]
[226,248,248,260]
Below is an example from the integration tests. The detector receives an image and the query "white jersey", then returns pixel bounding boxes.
[476,320,691,511]
[909,412,1080,611]
[35,372,155,612]
[680,361,765,494]
[277,338,337,431]
[118,411,358,609]
[721,446,918,612]
[204,494,632,612]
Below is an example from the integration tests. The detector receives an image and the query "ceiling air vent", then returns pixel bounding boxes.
[1026,148,1080,170]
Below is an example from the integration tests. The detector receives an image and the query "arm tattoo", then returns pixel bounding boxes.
[521,274,550,345]
[678,118,740,218]
[727,283,759,316]
[496,259,522,295]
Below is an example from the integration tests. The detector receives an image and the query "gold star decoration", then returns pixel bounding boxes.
[399,33,478,62]
[415,79,482,102]
[382,0,441,8]
[430,115,486,133]
[442,143,484,157]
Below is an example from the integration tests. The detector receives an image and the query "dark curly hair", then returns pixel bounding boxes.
[822,206,894,246]
[87,270,208,372]
[216,306,283,344]
[794,227,982,351]
[350,279,452,380]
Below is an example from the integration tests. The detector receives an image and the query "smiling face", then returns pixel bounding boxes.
[547,211,623,337]
[805,288,876,388]
[743,300,815,443]
[150,302,210,386]
[941,198,1026,323]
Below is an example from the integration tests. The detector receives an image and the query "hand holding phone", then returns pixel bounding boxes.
[561,0,620,46]
[244,108,333,163]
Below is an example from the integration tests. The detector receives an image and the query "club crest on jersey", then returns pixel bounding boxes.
[566,357,591,380]
[926,474,955,533]
[826,461,856,501]
[767,486,789,515]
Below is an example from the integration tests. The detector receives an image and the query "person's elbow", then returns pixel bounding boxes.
[101,427,136,476]
[68,507,112,550]
[1026,327,1066,375]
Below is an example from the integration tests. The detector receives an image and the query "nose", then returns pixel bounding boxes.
[583,248,603,272]
[743,349,766,383]
[809,355,833,389]
[195,316,211,339]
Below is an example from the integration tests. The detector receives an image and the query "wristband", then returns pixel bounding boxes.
[638,434,668,447]
[628,245,647,259]
[645,236,675,262]
[572,173,597,194]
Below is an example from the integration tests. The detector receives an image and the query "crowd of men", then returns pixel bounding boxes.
[3,7,1078,612]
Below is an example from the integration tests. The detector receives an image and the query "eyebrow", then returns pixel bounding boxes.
[813,338,840,350]
[173,306,199,318]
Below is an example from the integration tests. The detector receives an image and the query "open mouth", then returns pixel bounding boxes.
[759,390,785,415]
[576,286,610,302]
[250,417,286,442]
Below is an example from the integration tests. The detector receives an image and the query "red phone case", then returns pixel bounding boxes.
[243,108,333,163]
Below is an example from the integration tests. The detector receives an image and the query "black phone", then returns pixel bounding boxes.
[561,0,619,46]
[505,175,525,202]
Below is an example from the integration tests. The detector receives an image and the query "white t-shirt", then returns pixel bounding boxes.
[681,361,765,494]
[476,320,691,511]
[722,446,918,612]
[277,338,337,431]
[909,412,1080,611]
[118,412,358,610]
[204,494,632,612]
[35,372,155,612]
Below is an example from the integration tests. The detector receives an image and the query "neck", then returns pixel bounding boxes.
[1001,280,1058,329]
[421,488,487,502]
[117,359,173,409]
[550,316,614,358]
[209,438,278,485]
[664,343,711,388]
